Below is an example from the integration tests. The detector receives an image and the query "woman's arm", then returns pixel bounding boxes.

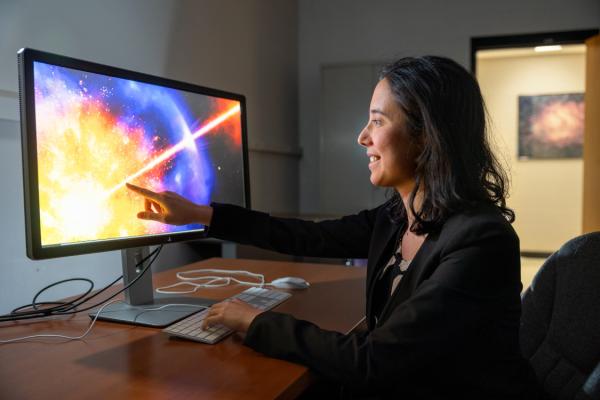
[126,182,383,259]
[207,202,382,259]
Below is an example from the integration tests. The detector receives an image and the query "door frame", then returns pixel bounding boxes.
[471,29,598,258]
[471,29,598,74]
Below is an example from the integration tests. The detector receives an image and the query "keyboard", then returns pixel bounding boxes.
[163,287,291,344]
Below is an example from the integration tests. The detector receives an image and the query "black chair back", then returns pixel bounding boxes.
[521,232,600,399]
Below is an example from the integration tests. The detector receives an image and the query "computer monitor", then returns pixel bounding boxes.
[17,48,250,326]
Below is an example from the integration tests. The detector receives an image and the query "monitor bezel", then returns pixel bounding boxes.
[18,48,251,260]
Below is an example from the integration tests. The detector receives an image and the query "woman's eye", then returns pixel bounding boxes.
[371,120,381,126]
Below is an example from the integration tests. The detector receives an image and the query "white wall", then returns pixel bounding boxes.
[0,0,298,314]
[298,0,600,214]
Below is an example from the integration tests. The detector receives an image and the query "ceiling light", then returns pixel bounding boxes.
[534,45,563,52]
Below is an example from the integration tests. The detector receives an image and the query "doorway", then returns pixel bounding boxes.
[472,29,598,288]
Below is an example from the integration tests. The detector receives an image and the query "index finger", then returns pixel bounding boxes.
[126,182,160,200]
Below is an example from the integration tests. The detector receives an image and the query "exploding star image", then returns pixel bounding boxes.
[34,62,241,245]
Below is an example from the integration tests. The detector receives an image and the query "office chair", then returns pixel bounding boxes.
[520,232,600,399]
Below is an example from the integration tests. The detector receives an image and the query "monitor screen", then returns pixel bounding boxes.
[19,49,249,259]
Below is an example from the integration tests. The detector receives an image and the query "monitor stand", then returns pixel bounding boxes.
[89,246,215,327]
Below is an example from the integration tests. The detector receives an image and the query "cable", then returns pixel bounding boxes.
[155,268,266,294]
[0,299,122,344]
[9,278,95,316]
[0,246,162,322]
[2,247,159,321]
[130,304,206,324]
[59,246,160,313]
[44,245,163,316]
[32,278,95,311]
[0,301,205,344]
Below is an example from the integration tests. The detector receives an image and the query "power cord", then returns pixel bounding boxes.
[155,268,266,294]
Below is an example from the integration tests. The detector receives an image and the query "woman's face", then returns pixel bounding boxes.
[357,78,418,194]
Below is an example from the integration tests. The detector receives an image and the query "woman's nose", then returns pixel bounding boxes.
[357,126,370,147]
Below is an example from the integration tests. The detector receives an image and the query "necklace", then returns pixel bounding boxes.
[389,228,407,275]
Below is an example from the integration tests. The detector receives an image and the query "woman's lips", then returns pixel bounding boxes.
[368,155,380,168]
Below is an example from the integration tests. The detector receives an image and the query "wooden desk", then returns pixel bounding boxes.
[0,258,366,399]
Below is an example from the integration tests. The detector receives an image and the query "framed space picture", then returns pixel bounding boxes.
[518,93,585,159]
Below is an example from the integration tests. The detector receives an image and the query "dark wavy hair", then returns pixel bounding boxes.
[380,56,514,234]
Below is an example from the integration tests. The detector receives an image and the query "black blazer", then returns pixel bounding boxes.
[207,201,540,399]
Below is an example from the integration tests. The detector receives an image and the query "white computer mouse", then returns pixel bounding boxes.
[270,276,310,290]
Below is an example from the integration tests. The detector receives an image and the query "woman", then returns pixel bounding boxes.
[127,56,539,399]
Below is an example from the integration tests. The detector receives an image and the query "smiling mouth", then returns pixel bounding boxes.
[369,155,380,163]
